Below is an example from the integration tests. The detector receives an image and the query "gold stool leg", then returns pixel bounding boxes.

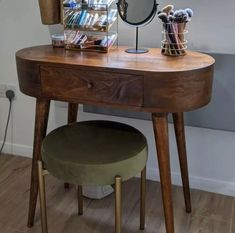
[38,161,48,233]
[140,167,146,230]
[77,185,83,215]
[115,176,122,233]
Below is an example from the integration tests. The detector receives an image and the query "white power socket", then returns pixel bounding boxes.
[0,84,16,98]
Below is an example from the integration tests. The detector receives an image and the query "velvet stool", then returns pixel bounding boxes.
[38,120,148,233]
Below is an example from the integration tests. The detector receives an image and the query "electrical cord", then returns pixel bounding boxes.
[0,90,14,154]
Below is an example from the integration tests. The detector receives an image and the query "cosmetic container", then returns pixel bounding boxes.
[51,34,65,48]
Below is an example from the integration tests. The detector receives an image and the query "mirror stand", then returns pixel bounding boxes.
[125,27,148,54]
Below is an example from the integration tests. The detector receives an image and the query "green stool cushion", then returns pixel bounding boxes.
[42,121,148,185]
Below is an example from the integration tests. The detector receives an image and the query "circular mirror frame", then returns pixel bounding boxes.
[117,0,158,26]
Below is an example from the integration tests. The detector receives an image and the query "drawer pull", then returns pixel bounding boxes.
[87,82,93,89]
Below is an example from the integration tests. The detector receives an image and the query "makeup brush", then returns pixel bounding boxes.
[162,5,174,15]
[185,8,194,18]
[158,10,179,55]
[158,12,169,23]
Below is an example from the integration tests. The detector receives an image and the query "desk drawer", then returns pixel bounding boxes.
[40,66,143,106]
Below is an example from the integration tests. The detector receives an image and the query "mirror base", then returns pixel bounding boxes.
[125,48,149,54]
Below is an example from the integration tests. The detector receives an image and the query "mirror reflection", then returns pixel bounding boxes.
[117,0,157,26]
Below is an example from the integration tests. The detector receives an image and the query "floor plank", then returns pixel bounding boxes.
[0,155,233,233]
[191,189,233,222]
[231,198,235,233]
[187,215,231,233]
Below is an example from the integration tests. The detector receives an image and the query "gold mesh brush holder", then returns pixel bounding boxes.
[161,22,188,56]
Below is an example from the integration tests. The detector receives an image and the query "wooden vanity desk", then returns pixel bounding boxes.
[16,45,214,233]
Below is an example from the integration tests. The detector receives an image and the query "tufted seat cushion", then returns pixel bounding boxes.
[41,121,148,185]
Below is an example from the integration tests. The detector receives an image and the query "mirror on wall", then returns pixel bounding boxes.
[117,0,158,53]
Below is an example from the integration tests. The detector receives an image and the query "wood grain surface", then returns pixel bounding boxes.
[40,66,143,106]
[16,45,215,113]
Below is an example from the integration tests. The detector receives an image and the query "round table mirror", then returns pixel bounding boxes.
[117,0,158,53]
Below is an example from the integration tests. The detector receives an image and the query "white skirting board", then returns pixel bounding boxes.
[1,142,32,158]
[147,168,235,197]
[1,140,235,197]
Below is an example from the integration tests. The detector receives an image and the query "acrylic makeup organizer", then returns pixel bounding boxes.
[62,0,118,52]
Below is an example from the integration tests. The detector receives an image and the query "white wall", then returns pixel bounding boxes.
[1,0,235,196]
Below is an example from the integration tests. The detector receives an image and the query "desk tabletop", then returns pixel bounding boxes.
[16,45,215,113]
[16,45,214,73]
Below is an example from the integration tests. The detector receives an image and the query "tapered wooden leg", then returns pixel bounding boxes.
[115,176,122,233]
[172,112,191,213]
[140,167,146,230]
[152,113,174,233]
[27,99,50,227]
[77,186,83,215]
[64,103,79,189]
[67,103,79,124]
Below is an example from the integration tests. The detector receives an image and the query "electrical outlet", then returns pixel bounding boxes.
[0,84,7,98]
[0,84,16,98]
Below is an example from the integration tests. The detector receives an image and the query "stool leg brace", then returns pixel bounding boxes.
[38,161,146,233]
[140,167,146,230]
[38,161,48,233]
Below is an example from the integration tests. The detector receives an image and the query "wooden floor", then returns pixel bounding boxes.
[0,154,234,233]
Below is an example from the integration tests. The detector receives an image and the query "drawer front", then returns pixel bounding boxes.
[40,66,143,106]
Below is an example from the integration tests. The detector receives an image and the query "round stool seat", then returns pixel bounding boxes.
[42,121,148,185]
